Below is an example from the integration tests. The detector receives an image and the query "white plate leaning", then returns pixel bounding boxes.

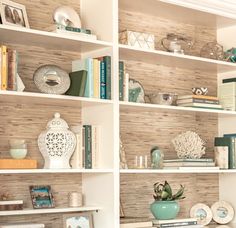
[190,203,213,226]
[211,201,234,224]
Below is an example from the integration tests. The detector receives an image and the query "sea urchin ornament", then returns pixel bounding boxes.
[172,131,206,159]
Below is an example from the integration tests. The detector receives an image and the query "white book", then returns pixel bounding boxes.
[179,166,219,170]
[123,72,129,102]
[0,200,23,205]
[153,218,197,225]
[120,221,152,228]
[177,103,222,108]
[70,125,84,169]
[0,224,45,228]
[92,125,101,168]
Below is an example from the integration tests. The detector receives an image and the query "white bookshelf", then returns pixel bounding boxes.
[1,0,236,228]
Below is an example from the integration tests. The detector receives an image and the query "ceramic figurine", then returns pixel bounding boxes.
[150,146,164,169]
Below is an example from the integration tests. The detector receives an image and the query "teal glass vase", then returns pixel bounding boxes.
[150,201,180,220]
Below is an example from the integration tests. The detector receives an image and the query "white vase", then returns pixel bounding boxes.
[38,113,76,169]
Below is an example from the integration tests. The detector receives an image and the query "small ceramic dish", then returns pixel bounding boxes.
[148,93,177,105]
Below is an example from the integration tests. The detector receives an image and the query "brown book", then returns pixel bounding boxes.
[0,159,37,169]
[7,49,17,91]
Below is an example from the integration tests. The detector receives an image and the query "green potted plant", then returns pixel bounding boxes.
[150,181,185,220]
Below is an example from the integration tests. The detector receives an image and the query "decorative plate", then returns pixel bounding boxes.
[190,203,212,225]
[33,65,70,95]
[211,201,234,224]
[129,79,145,103]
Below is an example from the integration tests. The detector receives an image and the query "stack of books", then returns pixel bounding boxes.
[153,218,202,228]
[70,125,101,169]
[163,158,217,170]
[69,56,111,99]
[215,133,236,169]
[0,45,19,91]
[177,95,222,110]
[119,60,129,101]
[46,23,97,40]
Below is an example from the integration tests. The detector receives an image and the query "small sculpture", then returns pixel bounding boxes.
[200,42,224,60]
[38,113,76,169]
[150,146,164,169]
[172,131,205,159]
[192,87,208,95]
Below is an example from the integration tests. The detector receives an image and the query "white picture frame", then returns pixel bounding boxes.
[63,212,94,228]
[211,201,234,224]
[0,0,29,28]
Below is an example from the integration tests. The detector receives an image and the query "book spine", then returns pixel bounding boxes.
[93,59,99,98]
[1,46,7,90]
[223,78,236,83]
[104,56,111,100]
[177,98,219,105]
[123,73,129,102]
[7,49,17,91]
[0,48,2,89]
[159,221,197,227]
[84,125,92,169]
[119,61,124,101]
[230,137,236,169]
[100,60,106,99]
[98,60,101,99]
[84,58,93,98]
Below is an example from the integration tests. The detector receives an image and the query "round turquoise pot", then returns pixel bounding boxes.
[150,201,180,220]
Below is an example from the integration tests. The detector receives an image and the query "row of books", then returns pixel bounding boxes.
[215,133,236,169]
[119,61,129,101]
[0,45,18,91]
[70,125,100,169]
[120,218,202,228]
[163,158,216,170]
[176,94,222,110]
[68,56,111,99]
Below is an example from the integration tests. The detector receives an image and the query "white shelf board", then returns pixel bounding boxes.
[119,45,236,73]
[0,168,114,174]
[0,25,112,52]
[0,206,102,216]
[0,90,113,108]
[120,101,236,117]
[119,0,236,28]
[120,169,236,174]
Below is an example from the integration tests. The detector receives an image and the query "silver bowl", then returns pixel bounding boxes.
[148,93,178,105]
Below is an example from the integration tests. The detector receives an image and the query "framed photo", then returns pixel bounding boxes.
[0,0,30,28]
[29,185,55,209]
[63,212,94,228]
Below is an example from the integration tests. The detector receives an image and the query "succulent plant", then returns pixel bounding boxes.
[153,181,185,201]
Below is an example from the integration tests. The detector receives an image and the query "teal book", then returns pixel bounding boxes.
[224,133,236,137]
[72,58,93,98]
[100,60,106,99]
[84,125,92,169]
[214,137,236,169]
[65,70,87,97]
[119,61,124,101]
[104,56,111,100]
[223,78,236,84]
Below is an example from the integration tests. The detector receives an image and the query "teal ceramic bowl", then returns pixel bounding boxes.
[150,201,180,220]
[9,149,27,159]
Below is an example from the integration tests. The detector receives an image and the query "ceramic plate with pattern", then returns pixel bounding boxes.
[211,201,234,224]
[129,79,145,103]
[33,65,70,95]
[190,203,212,225]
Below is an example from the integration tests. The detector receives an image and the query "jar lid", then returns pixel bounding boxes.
[46,113,69,129]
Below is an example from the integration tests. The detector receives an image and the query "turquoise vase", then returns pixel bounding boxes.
[150,201,180,220]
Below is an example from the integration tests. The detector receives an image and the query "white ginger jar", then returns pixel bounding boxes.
[38,112,76,169]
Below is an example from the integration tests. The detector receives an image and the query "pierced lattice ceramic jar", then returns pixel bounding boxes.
[38,113,76,169]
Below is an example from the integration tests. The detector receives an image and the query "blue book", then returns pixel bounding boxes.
[72,58,93,97]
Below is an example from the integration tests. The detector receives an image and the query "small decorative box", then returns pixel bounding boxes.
[119,30,155,50]
[0,200,23,211]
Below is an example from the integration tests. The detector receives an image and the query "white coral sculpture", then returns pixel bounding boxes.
[172,131,206,159]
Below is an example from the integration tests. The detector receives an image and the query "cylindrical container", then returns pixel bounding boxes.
[9,139,27,159]
[68,192,82,207]
[134,155,148,169]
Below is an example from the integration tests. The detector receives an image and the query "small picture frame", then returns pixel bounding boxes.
[0,0,30,28]
[29,185,55,209]
[63,212,94,228]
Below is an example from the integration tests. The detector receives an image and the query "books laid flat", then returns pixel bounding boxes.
[153,218,200,228]
[177,98,219,105]
[177,103,222,109]
[177,95,218,100]
[0,159,37,169]
[164,159,213,163]
[164,162,215,167]
[0,225,45,228]
[120,221,152,228]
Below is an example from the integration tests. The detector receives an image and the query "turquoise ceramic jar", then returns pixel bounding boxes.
[150,201,180,220]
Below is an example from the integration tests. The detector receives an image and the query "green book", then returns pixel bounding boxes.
[223,78,236,84]
[119,61,124,101]
[104,56,111,100]
[65,70,87,97]
[84,125,92,169]
[214,137,236,169]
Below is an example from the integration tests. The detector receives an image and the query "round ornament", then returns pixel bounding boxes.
[38,113,76,169]
[211,201,234,224]
[53,6,81,28]
[190,203,212,226]
[33,65,70,95]
[200,42,224,60]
